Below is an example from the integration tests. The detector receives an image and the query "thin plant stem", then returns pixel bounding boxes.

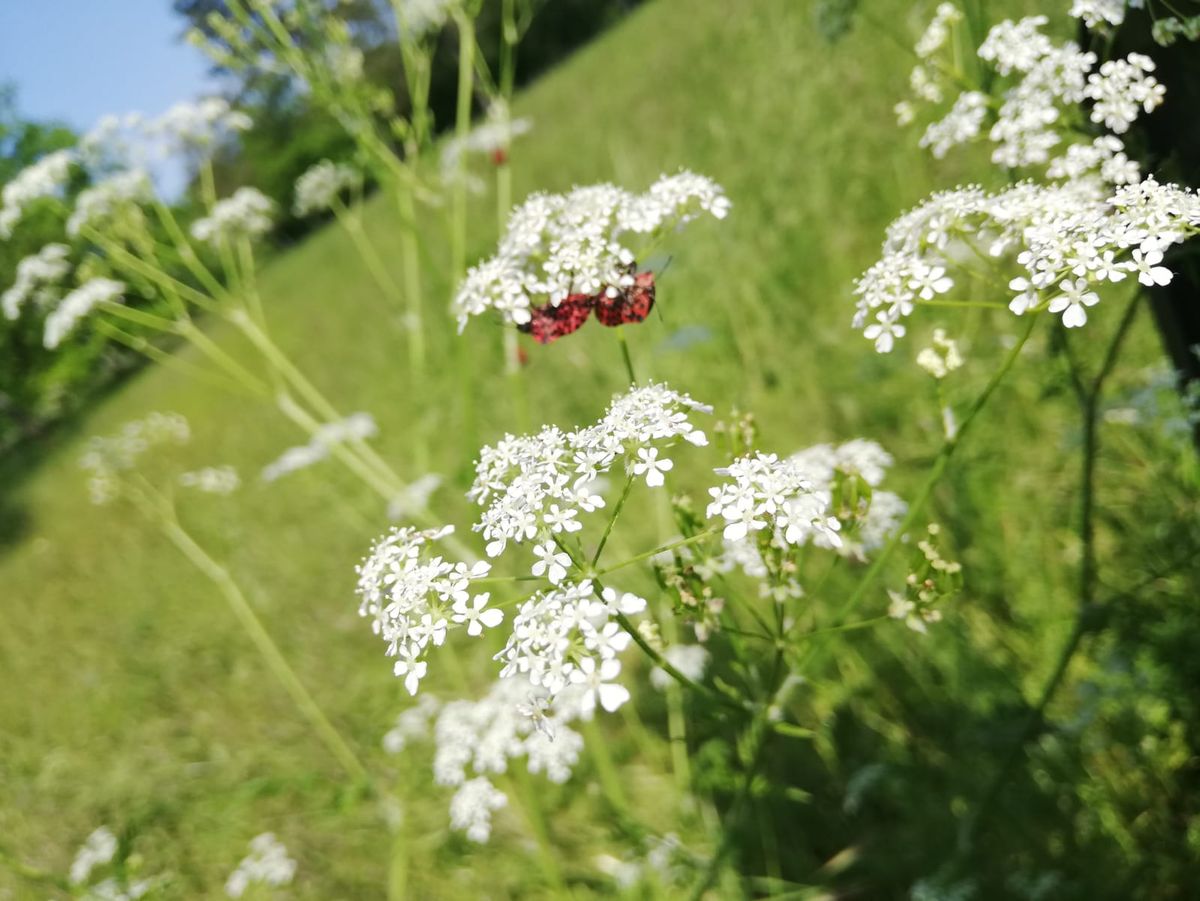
[617,328,638,383]
[596,528,718,576]
[134,488,370,785]
[592,472,636,566]
[959,295,1140,850]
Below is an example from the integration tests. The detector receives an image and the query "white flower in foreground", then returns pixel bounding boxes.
[707,452,839,546]
[356,525,493,694]
[44,278,125,349]
[1049,277,1100,328]
[225,833,296,898]
[571,656,630,719]
[449,777,508,843]
[2,243,71,320]
[1131,247,1173,287]
[453,171,729,328]
[1070,0,1125,29]
[70,827,118,885]
[469,383,709,559]
[191,187,274,244]
[293,159,362,216]
[530,540,570,584]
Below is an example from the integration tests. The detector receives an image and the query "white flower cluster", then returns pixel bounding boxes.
[67,169,153,237]
[191,187,275,244]
[178,465,240,495]
[707,453,840,546]
[916,328,964,378]
[79,412,190,505]
[854,177,1200,347]
[497,580,646,716]
[706,440,906,575]
[0,149,75,238]
[260,411,378,482]
[70,826,118,885]
[395,0,458,40]
[453,172,730,329]
[293,159,362,216]
[2,243,71,320]
[146,97,252,153]
[355,525,497,695]
[224,833,296,899]
[902,11,1164,173]
[44,277,125,349]
[469,383,710,561]
[383,680,588,843]
[1069,0,1126,29]
[440,101,533,178]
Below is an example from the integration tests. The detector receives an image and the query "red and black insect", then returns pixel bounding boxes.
[518,268,657,345]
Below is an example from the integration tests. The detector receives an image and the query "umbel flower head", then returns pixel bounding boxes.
[293,159,362,216]
[43,277,125,350]
[452,171,730,330]
[78,412,191,505]
[356,525,497,695]
[191,187,275,245]
[469,382,710,562]
[2,243,71,321]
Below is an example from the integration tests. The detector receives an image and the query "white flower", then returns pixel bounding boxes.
[452,593,504,636]
[915,328,963,378]
[600,586,647,615]
[2,243,71,320]
[356,525,493,692]
[147,97,251,154]
[68,169,153,236]
[383,694,441,754]
[1131,247,1173,287]
[469,383,709,558]
[0,149,75,239]
[448,777,507,843]
[293,159,362,216]
[1049,277,1100,328]
[632,446,673,487]
[178,465,240,495]
[191,187,274,244]
[262,411,378,482]
[70,827,118,885]
[225,833,296,898]
[571,656,631,718]
[453,171,729,329]
[531,540,571,584]
[43,277,125,350]
[1070,0,1125,29]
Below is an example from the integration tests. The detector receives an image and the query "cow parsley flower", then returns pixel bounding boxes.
[191,187,274,244]
[178,466,240,495]
[356,526,495,694]
[496,579,644,713]
[396,0,458,40]
[649,644,710,690]
[147,97,251,154]
[916,328,964,378]
[261,412,377,482]
[440,100,533,179]
[0,149,76,238]
[449,777,508,843]
[70,827,118,885]
[706,452,841,546]
[1070,0,1126,29]
[383,693,441,753]
[293,159,362,216]
[224,833,296,899]
[68,169,153,236]
[470,383,709,558]
[79,412,191,504]
[453,172,729,329]
[2,243,71,320]
[44,278,125,349]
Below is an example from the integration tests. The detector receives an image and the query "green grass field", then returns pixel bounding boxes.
[4,0,1199,897]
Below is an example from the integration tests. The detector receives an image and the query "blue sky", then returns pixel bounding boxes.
[0,1,215,131]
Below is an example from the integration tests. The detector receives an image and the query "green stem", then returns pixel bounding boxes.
[142,492,369,785]
[592,472,636,566]
[596,527,718,576]
[617,328,638,383]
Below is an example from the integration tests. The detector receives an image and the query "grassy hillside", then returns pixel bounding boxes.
[3,0,1197,897]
